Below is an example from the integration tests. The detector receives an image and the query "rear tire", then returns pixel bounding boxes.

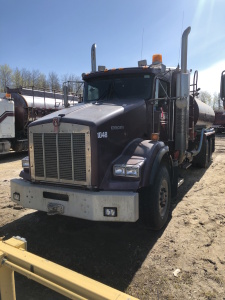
[193,138,210,168]
[140,165,171,230]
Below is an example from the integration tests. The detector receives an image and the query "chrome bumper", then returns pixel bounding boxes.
[11,179,139,222]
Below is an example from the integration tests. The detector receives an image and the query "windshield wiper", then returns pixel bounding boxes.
[97,88,109,101]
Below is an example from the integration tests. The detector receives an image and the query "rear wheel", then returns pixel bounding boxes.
[193,138,210,168]
[140,165,171,230]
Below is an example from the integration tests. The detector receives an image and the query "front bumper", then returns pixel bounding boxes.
[11,179,139,222]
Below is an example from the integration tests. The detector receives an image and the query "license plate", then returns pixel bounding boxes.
[47,203,64,215]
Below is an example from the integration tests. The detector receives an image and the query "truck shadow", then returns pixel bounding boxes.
[173,165,208,207]
[0,152,27,163]
[0,165,208,300]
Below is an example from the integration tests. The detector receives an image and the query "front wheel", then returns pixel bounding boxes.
[140,165,171,230]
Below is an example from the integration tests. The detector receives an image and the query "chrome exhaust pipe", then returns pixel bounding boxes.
[181,27,191,73]
[91,44,96,72]
[175,26,191,163]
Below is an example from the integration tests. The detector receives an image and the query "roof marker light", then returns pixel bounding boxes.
[151,133,160,141]
[152,54,162,64]
[5,93,11,99]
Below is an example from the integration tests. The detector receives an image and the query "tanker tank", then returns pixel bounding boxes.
[0,87,79,153]
[191,96,215,129]
[7,87,79,131]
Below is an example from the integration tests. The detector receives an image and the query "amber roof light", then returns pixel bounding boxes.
[152,54,162,64]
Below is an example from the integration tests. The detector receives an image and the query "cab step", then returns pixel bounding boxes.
[182,162,192,169]
[178,177,184,187]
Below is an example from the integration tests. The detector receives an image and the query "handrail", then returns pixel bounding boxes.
[0,237,138,300]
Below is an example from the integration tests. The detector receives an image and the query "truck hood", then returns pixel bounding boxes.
[29,99,145,127]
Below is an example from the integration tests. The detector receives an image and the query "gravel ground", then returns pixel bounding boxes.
[0,135,225,299]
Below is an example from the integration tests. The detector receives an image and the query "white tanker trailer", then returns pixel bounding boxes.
[0,87,78,154]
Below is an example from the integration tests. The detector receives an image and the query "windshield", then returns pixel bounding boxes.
[83,74,153,103]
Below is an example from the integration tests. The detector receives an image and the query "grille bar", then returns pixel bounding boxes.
[33,133,44,177]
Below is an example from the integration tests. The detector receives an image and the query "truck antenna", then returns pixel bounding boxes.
[141,28,144,60]
[178,11,185,66]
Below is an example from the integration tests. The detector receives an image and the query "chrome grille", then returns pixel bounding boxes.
[45,133,57,178]
[33,133,44,177]
[58,134,73,180]
[31,126,90,185]
[73,134,86,181]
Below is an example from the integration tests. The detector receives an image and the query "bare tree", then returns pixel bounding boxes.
[12,67,22,88]
[0,64,12,91]
[48,71,60,91]
[199,91,212,107]
[1,64,80,93]
[37,73,49,90]
[21,68,31,87]
[212,92,222,111]
[31,69,40,87]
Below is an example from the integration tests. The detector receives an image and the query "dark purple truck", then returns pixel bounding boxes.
[11,27,216,230]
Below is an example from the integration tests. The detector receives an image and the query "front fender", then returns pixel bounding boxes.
[100,138,169,191]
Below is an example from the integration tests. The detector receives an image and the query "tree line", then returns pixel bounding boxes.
[198,91,223,111]
[0,63,223,110]
[0,64,82,94]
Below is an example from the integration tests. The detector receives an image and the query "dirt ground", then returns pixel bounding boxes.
[0,135,225,300]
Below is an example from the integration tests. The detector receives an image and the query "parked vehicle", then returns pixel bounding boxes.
[11,27,215,229]
[0,87,78,154]
[220,70,225,109]
[213,70,225,133]
[213,111,225,133]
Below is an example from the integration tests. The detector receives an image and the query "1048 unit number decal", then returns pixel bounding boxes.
[97,132,108,139]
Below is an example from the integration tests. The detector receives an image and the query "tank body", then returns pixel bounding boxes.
[193,97,215,128]
[7,88,78,131]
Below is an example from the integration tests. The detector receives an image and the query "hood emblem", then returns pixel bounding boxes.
[53,114,65,133]
[53,117,60,133]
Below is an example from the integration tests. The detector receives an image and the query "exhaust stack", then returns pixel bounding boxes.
[175,26,191,162]
[181,27,191,73]
[91,44,97,72]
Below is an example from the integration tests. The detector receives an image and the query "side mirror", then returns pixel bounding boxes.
[220,71,225,108]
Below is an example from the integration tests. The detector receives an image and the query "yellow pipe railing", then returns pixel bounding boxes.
[0,237,138,300]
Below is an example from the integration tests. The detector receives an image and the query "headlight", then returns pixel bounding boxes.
[126,166,139,177]
[22,156,29,169]
[113,157,144,178]
[113,165,126,176]
[113,164,140,178]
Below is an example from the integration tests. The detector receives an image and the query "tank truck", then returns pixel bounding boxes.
[11,27,215,229]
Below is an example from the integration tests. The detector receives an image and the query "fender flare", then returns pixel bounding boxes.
[149,146,170,185]
[121,140,170,189]
[100,138,171,191]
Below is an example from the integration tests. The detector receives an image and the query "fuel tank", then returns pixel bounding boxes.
[192,97,215,128]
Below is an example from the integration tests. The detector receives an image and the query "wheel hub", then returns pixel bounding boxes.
[159,180,168,217]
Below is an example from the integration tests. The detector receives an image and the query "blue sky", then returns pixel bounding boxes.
[0,0,225,95]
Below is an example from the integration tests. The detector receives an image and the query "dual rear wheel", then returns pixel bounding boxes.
[193,137,213,168]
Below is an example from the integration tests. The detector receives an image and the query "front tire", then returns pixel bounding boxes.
[140,165,171,230]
